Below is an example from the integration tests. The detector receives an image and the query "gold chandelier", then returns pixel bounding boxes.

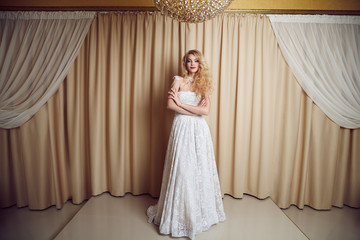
[153,0,233,23]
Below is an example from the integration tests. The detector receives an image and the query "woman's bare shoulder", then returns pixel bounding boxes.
[173,75,184,81]
[171,75,184,89]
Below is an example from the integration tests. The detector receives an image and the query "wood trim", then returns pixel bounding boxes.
[224,9,360,15]
[0,6,156,11]
[0,6,359,15]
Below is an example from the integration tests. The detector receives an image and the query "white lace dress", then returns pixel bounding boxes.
[147,91,226,240]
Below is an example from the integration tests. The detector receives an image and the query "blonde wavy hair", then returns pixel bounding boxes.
[182,49,212,97]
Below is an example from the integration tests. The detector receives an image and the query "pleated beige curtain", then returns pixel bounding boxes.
[0,12,359,210]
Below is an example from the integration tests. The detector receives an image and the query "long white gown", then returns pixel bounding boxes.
[147,90,226,240]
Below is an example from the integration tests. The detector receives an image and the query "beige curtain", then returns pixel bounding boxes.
[0,12,359,210]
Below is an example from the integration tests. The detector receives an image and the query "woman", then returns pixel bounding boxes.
[147,50,225,239]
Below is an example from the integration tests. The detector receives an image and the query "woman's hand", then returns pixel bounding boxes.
[179,94,211,116]
[168,88,182,106]
[200,97,207,106]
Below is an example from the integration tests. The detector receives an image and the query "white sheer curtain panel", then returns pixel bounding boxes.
[268,15,360,129]
[0,11,95,129]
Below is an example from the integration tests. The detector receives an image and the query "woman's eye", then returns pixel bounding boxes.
[195,60,199,62]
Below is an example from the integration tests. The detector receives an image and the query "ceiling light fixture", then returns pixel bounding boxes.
[153,0,233,23]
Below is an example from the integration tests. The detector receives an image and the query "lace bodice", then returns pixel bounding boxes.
[178,91,201,106]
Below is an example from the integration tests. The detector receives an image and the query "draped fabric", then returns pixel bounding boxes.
[268,15,360,129]
[0,12,359,210]
[0,11,95,129]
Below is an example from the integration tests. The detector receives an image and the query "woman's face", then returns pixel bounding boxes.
[186,54,200,75]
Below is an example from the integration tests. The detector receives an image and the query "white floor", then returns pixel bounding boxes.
[1,193,359,240]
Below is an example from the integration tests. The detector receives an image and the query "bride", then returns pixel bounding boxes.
[147,49,225,239]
